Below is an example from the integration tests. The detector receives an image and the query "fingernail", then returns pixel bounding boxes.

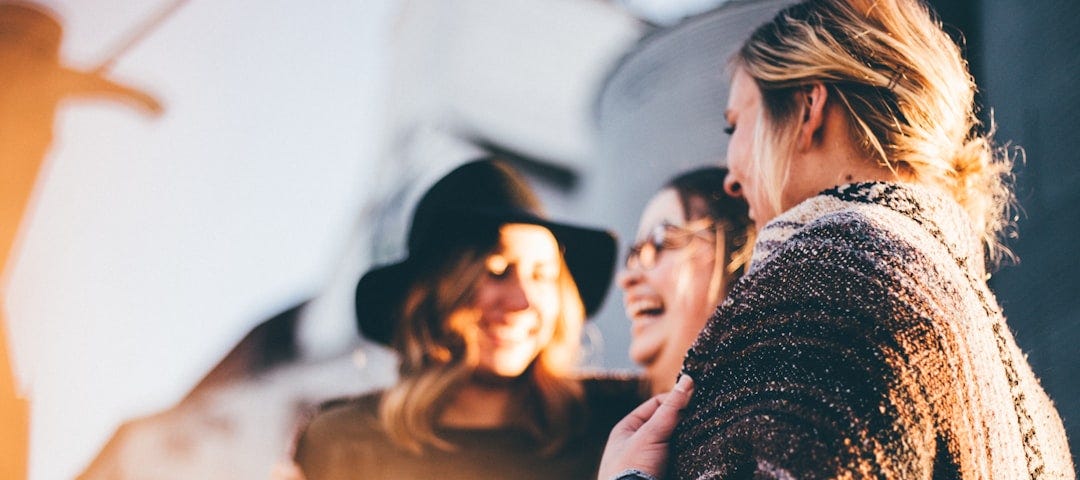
[675,374,694,392]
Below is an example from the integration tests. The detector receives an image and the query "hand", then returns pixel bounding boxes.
[597,374,694,480]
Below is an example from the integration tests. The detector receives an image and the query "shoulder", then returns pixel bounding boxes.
[750,183,970,283]
[299,391,384,446]
[577,373,647,428]
[579,372,644,402]
[295,391,394,478]
[686,200,941,385]
[745,202,938,308]
[316,390,382,414]
[776,206,912,262]
[750,209,900,291]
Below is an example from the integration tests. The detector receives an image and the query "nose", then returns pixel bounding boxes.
[617,265,643,291]
[500,274,532,313]
[723,172,743,198]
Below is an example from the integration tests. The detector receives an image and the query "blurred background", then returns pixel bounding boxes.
[1,0,1076,478]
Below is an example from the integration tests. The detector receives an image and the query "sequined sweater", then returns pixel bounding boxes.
[674,183,1073,479]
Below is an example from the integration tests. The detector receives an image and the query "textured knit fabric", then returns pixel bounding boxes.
[675,182,1074,479]
[295,375,643,480]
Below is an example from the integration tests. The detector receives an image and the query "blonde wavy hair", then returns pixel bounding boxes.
[734,0,1016,266]
[378,241,586,455]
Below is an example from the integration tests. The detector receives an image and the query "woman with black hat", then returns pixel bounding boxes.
[292,158,643,479]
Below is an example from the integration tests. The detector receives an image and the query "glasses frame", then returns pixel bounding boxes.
[625,218,717,271]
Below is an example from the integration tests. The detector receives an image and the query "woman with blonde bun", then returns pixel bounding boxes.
[599,1,1074,479]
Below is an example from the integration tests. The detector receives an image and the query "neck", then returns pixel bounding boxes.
[784,105,901,210]
[815,154,898,188]
[439,379,521,429]
[647,368,674,397]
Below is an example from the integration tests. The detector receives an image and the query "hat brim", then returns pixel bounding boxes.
[354,260,416,346]
[470,209,617,317]
[355,210,616,346]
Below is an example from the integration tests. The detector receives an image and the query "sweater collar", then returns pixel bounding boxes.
[749,182,983,276]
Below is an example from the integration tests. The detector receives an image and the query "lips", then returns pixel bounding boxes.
[626,297,665,320]
[479,322,536,347]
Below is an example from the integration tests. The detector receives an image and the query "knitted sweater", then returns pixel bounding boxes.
[674,182,1073,479]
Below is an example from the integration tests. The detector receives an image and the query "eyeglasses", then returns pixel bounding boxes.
[625,219,716,271]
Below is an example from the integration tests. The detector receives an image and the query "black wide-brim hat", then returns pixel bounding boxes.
[355,158,617,346]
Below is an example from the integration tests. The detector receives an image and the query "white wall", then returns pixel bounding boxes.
[5,0,646,477]
[6,1,395,478]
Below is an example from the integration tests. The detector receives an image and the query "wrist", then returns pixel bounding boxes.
[610,468,659,480]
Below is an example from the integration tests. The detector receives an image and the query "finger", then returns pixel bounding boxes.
[639,375,694,438]
[665,374,694,410]
[612,392,668,434]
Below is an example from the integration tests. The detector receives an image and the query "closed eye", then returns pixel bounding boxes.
[488,266,512,280]
[486,255,510,279]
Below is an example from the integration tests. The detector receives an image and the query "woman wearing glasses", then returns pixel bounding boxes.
[618,167,753,396]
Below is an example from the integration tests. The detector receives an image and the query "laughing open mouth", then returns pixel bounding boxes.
[627,298,665,319]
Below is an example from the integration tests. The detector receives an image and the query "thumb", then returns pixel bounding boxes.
[640,374,694,438]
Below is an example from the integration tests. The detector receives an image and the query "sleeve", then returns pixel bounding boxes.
[673,229,939,479]
[610,468,660,480]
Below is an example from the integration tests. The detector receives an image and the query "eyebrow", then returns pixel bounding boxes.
[494,253,560,264]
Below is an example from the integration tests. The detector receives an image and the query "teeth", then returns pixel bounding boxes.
[482,324,535,343]
[627,298,664,318]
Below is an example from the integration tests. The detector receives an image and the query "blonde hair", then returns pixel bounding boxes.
[379,241,586,455]
[734,0,1016,266]
[703,219,755,310]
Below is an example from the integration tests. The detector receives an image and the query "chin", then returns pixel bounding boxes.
[480,354,536,378]
[476,364,529,380]
[490,369,528,379]
[627,343,660,369]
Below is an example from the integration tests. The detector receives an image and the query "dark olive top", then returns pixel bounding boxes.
[295,375,644,480]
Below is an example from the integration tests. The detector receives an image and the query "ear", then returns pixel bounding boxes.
[796,82,829,151]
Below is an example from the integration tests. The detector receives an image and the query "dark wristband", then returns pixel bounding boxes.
[611,468,659,480]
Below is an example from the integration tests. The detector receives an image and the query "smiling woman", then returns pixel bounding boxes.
[465,224,563,380]
[618,167,753,396]
[292,158,643,480]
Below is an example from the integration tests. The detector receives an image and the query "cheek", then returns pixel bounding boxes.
[645,262,679,299]
[534,284,561,312]
[666,254,717,316]
[531,287,562,330]
[726,131,746,165]
[472,278,496,310]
